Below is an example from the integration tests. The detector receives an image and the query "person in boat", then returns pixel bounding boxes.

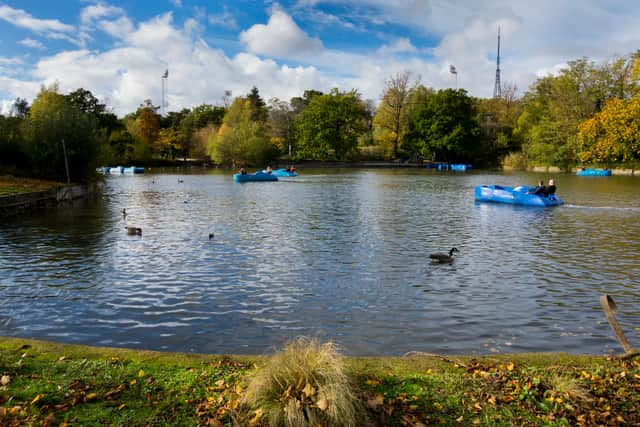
[265,165,273,174]
[545,179,556,196]
[287,165,296,172]
[239,167,247,175]
[527,180,546,195]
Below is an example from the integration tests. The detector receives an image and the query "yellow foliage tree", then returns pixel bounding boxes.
[578,94,640,163]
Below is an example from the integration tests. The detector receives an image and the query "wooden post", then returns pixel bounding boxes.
[61,138,71,184]
[600,294,639,358]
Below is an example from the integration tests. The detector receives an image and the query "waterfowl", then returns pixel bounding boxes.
[121,208,127,218]
[429,247,458,263]
[209,233,214,240]
[126,227,142,235]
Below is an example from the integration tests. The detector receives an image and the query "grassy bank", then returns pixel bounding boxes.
[1,337,638,426]
[0,176,62,197]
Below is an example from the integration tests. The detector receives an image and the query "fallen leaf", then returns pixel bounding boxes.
[1,375,10,385]
[316,398,328,410]
[249,408,263,425]
[31,394,42,405]
[43,413,56,427]
[138,369,145,377]
[85,393,97,402]
[130,379,137,385]
[302,383,316,397]
[367,394,384,409]
[118,403,126,410]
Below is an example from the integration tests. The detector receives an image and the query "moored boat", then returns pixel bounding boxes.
[123,166,145,174]
[474,185,563,207]
[233,171,278,182]
[576,168,611,176]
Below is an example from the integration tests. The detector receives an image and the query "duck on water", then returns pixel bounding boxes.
[430,247,459,263]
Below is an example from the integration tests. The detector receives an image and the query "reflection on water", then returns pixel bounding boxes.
[1,169,639,356]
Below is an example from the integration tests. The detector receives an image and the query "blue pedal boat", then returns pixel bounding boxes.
[233,171,278,182]
[271,168,298,177]
[576,168,611,176]
[474,185,563,207]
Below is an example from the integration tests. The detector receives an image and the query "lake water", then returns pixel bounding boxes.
[1,168,639,356]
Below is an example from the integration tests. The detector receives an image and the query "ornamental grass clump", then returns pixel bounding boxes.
[241,338,360,427]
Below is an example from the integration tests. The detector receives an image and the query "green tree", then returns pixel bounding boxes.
[406,89,481,162]
[246,86,268,122]
[292,89,368,161]
[22,84,100,181]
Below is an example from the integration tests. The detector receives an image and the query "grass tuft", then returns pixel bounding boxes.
[241,338,361,427]
[548,373,593,403]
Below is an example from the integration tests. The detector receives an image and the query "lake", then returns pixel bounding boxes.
[1,168,639,356]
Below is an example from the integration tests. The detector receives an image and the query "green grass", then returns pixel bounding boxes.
[1,337,639,426]
[0,176,62,197]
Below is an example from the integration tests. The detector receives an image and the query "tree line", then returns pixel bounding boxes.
[1,50,639,182]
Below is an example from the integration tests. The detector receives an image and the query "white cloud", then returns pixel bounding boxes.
[170,0,183,7]
[208,9,238,30]
[5,0,640,117]
[377,38,417,55]
[80,3,125,26]
[19,38,46,50]
[240,9,323,59]
[0,4,74,33]
[0,56,24,66]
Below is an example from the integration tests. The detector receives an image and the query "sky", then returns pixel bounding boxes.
[1,0,639,116]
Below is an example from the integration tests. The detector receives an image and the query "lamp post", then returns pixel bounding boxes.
[449,64,458,90]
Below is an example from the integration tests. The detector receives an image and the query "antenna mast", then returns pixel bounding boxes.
[493,27,501,98]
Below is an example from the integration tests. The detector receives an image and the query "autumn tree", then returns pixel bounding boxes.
[267,98,295,157]
[207,97,278,166]
[578,94,640,163]
[373,71,419,158]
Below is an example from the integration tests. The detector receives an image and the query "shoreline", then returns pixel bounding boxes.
[1,336,636,426]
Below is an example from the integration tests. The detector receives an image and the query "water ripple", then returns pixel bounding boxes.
[0,170,639,355]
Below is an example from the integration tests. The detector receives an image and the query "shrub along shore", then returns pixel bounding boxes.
[0,336,638,426]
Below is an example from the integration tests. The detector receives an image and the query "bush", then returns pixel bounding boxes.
[241,338,361,427]
[501,151,529,170]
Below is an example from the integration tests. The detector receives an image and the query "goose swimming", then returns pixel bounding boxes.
[429,247,458,263]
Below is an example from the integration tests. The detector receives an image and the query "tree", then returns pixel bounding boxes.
[578,94,640,163]
[10,98,30,118]
[373,71,419,158]
[267,98,295,156]
[132,99,161,158]
[22,84,100,181]
[406,89,481,162]
[292,89,368,160]
[246,86,268,122]
[207,98,278,166]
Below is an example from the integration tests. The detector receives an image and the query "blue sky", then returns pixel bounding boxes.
[1,1,639,115]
